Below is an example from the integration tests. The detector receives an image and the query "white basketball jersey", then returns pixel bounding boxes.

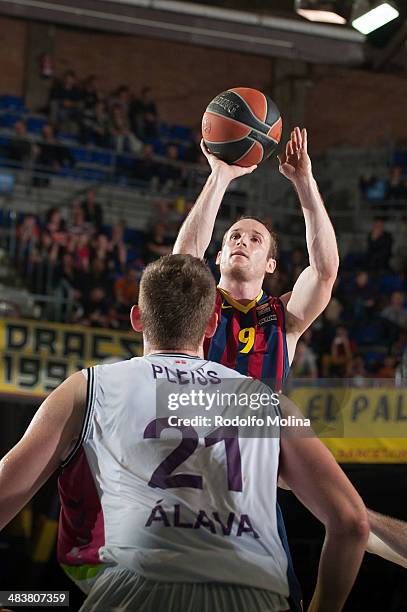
[58,354,289,598]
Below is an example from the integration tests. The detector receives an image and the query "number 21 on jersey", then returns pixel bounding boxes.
[144,419,243,492]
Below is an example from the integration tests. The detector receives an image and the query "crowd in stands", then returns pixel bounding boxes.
[0,72,207,192]
[3,76,407,381]
[14,188,194,330]
[48,72,159,147]
[359,159,407,204]
[12,189,407,383]
[263,217,407,383]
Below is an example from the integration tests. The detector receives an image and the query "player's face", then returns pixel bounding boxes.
[217,219,276,281]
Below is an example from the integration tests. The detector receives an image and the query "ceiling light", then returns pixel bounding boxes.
[352,2,399,35]
[295,1,350,24]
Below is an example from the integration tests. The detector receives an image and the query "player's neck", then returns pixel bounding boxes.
[218,276,263,303]
[144,341,204,359]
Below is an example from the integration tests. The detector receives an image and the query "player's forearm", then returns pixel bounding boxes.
[294,175,339,280]
[308,528,367,612]
[0,459,35,531]
[172,170,229,258]
[368,508,407,559]
[0,492,31,531]
[367,531,407,568]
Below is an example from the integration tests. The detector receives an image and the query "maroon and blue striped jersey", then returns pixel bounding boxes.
[204,287,289,390]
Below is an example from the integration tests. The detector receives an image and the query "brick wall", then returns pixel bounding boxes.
[305,67,407,153]
[53,27,273,127]
[0,17,27,96]
[1,15,407,154]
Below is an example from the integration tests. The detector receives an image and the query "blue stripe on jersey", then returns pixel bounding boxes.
[276,502,303,612]
[208,308,230,365]
[261,298,289,383]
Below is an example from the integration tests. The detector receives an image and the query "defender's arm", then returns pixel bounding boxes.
[0,371,86,531]
[367,508,407,564]
[278,395,368,612]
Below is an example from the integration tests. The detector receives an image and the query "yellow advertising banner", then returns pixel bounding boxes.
[289,387,407,463]
[1,319,406,463]
[0,318,142,397]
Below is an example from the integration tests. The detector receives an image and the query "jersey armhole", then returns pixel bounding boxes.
[60,367,96,469]
[273,296,289,380]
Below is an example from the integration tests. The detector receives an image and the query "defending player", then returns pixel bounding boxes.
[0,255,368,612]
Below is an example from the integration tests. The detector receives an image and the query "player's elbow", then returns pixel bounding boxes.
[172,242,203,259]
[327,502,369,543]
[315,258,339,282]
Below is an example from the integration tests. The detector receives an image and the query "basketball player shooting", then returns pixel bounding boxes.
[173,127,332,609]
[0,255,369,612]
[173,127,339,378]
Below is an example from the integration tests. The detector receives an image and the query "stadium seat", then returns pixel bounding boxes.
[91,150,114,166]
[379,274,405,294]
[169,125,192,141]
[159,122,170,139]
[70,147,91,163]
[0,95,26,112]
[392,150,407,167]
[58,132,79,144]
[79,168,107,182]
[143,137,164,155]
[26,116,46,134]
[363,350,387,368]
[0,112,22,128]
[365,179,388,201]
[177,143,186,159]
[341,252,366,271]
[116,153,134,169]
[0,172,14,194]
[352,321,384,345]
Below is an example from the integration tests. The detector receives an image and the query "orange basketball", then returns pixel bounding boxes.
[202,87,282,167]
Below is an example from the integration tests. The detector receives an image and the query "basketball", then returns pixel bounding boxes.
[201,88,282,167]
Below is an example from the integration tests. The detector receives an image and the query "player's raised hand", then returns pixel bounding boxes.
[200,140,257,183]
[277,127,312,183]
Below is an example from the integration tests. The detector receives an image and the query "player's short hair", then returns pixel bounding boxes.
[139,254,216,349]
[221,216,278,259]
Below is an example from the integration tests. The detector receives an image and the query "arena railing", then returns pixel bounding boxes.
[0,130,241,195]
[3,131,390,223]
[0,144,263,224]
[0,282,81,324]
